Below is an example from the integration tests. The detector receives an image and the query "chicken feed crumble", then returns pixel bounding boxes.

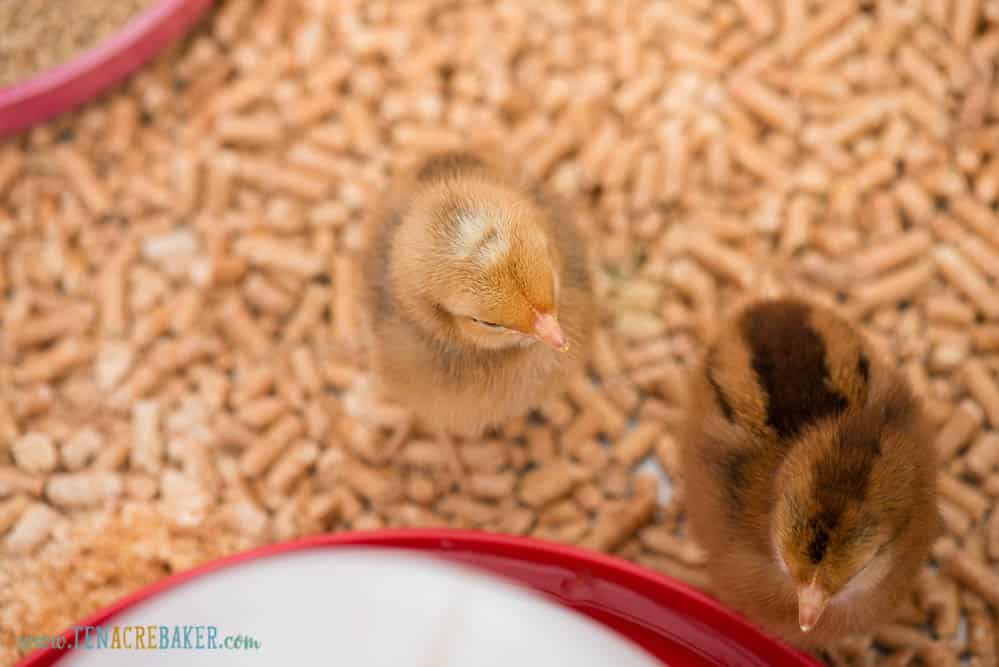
[0,0,158,88]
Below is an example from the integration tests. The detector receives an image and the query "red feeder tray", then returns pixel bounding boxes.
[17,529,819,667]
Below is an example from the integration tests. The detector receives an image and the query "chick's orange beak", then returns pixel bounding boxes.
[533,312,568,351]
[797,582,829,633]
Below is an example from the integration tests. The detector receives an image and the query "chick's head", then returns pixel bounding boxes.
[392,180,567,351]
[771,389,930,635]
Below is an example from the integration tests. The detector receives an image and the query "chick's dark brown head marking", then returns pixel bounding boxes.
[772,363,931,634]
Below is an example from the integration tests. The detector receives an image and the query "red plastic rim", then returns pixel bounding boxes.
[16,529,820,667]
[0,0,215,138]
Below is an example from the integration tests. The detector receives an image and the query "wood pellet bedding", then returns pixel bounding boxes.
[1,0,998,664]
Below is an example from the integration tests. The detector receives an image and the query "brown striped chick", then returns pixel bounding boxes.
[680,297,938,649]
[360,151,593,467]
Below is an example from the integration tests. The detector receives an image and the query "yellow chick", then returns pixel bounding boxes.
[360,150,593,459]
[680,297,938,649]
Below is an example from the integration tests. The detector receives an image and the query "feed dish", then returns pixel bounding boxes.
[0,0,214,138]
[18,530,819,667]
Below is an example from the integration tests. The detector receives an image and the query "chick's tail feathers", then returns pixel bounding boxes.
[414,151,488,182]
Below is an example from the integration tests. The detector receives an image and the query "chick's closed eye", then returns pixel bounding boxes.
[471,317,502,328]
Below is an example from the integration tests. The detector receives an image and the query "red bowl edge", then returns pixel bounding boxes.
[0,0,216,139]
[13,528,821,667]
